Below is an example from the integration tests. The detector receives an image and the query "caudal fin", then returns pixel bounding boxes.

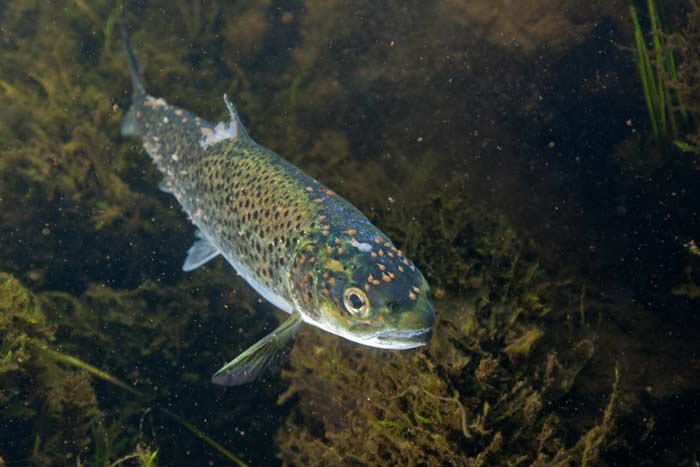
[120,23,146,136]
[120,23,146,98]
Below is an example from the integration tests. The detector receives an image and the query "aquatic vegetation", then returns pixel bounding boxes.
[275,191,617,465]
[278,297,611,466]
[0,2,176,290]
[38,270,281,463]
[443,0,626,53]
[89,435,159,467]
[668,1,700,154]
[1,0,698,465]
[629,0,686,147]
[628,0,699,154]
[0,2,290,464]
[43,348,249,467]
[0,273,100,465]
[0,273,134,466]
[0,270,260,465]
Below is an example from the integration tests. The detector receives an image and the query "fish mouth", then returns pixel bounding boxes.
[336,325,433,350]
[374,327,433,349]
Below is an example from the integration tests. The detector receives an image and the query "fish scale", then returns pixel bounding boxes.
[132,97,319,294]
[120,27,435,386]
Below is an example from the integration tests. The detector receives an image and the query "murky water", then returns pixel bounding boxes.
[1,1,699,466]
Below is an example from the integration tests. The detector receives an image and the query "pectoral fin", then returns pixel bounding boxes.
[211,311,302,386]
[182,230,220,271]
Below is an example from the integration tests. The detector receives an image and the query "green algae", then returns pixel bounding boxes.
[0,273,156,466]
[42,348,249,467]
[0,274,100,465]
[0,270,261,466]
[669,1,700,154]
[0,3,281,463]
[0,0,698,465]
[275,193,613,465]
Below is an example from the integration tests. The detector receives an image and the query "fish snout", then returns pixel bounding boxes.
[379,296,435,348]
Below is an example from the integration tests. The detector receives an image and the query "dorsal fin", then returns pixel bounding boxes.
[223,94,251,142]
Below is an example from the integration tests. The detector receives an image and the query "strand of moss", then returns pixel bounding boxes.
[99,447,158,467]
[669,1,700,154]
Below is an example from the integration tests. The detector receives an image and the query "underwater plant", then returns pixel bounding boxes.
[1,271,256,466]
[1,1,699,465]
[42,348,249,467]
[629,0,699,153]
[668,1,700,154]
[274,180,622,466]
[629,0,685,147]
[0,273,121,466]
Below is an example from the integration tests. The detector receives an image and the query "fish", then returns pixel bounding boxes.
[119,27,435,386]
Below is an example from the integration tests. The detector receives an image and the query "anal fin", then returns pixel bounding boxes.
[182,230,220,271]
[211,311,302,386]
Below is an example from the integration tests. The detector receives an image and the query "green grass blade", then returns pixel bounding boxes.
[631,6,660,141]
[647,0,662,50]
[160,409,250,467]
[674,140,700,154]
[41,347,142,396]
[647,0,668,135]
[41,347,250,467]
[142,449,158,467]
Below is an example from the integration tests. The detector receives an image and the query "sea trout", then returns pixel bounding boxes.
[120,29,435,385]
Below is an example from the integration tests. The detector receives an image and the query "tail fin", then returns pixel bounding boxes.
[120,23,146,98]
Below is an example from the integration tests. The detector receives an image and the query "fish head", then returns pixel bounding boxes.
[307,233,435,350]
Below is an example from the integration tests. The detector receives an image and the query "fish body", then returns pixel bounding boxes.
[120,28,435,385]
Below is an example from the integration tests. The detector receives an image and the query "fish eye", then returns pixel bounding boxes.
[343,287,370,318]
